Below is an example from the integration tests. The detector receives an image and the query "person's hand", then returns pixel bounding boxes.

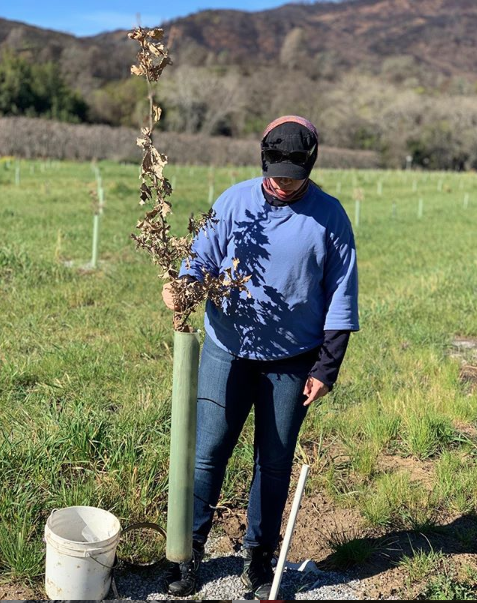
[162,283,179,311]
[303,376,330,406]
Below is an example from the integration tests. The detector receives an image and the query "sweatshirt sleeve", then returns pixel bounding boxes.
[309,330,351,390]
[179,196,229,282]
[322,210,359,331]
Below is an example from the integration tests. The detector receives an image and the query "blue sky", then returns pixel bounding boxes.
[0,0,297,37]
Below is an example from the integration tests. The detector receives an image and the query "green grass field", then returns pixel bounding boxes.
[1,158,477,595]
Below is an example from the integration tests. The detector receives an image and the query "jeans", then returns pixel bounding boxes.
[193,334,317,549]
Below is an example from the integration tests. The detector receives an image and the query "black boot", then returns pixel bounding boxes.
[241,545,274,600]
[167,542,204,597]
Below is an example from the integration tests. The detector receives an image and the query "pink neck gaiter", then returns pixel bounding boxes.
[262,177,310,203]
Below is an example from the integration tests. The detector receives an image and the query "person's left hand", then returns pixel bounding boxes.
[303,377,330,406]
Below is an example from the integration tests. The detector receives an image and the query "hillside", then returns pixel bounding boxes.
[162,0,477,78]
[1,0,476,94]
[1,0,477,169]
[0,18,134,94]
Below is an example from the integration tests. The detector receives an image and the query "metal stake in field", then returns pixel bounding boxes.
[14,163,20,186]
[418,198,423,219]
[464,193,469,209]
[269,464,310,600]
[392,200,397,219]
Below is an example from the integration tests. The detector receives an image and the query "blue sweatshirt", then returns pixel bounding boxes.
[179,178,359,360]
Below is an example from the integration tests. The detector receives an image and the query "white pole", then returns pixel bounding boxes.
[269,464,310,600]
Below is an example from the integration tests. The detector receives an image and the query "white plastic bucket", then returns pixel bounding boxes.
[44,506,121,600]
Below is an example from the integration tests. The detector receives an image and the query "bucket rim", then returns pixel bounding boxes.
[44,529,119,557]
[46,505,121,548]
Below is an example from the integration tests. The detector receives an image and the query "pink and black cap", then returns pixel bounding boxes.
[261,115,319,180]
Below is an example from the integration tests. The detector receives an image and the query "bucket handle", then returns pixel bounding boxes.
[117,521,167,568]
[88,552,120,570]
[83,522,166,566]
[99,521,166,600]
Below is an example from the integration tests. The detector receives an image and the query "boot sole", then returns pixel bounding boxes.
[241,573,272,600]
[241,572,253,589]
[168,580,197,597]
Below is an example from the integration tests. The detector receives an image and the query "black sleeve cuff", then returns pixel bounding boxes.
[309,330,351,389]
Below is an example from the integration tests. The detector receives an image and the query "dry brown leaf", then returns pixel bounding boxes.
[153,105,162,123]
[131,65,145,76]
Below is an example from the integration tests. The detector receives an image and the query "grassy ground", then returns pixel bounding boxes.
[1,158,477,598]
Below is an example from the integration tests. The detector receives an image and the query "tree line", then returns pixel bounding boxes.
[0,51,88,123]
[1,49,477,170]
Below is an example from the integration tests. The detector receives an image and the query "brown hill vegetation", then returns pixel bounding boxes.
[1,0,476,91]
[1,0,476,169]
[164,0,477,79]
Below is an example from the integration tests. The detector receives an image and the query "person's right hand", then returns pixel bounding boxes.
[162,283,177,311]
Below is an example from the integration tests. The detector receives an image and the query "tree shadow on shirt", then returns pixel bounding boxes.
[212,207,318,359]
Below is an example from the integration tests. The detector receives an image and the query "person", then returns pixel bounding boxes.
[161,115,359,599]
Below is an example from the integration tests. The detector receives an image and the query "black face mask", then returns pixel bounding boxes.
[261,122,318,180]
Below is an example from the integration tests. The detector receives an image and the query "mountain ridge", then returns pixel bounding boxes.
[1,0,476,93]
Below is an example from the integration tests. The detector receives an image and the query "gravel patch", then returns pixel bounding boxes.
[109,543,361,601]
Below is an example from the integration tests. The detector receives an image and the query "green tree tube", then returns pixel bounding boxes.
[166,330,200,562]
[91,213,100,269]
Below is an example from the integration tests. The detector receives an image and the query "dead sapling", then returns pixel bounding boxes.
[128,26,251,332]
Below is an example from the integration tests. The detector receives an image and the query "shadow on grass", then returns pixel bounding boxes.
[314,513,477,584]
